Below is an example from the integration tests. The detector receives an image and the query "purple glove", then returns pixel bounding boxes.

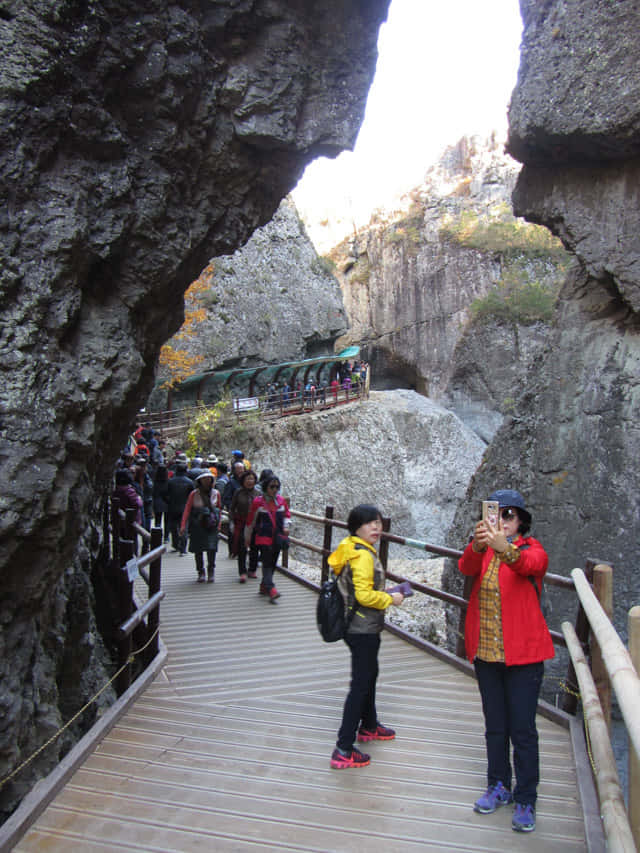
[387,581,413,597]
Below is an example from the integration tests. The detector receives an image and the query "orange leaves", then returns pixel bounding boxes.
[158,265,213,388]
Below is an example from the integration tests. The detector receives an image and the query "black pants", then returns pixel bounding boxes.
[337,633,380,751]
[194,550,216,577]
[169,512,186,552]
[257,544,278,590]
[474,659,544,807]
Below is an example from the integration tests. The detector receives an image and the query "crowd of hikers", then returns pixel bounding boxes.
[113,420,549,835]
[113,424,289,600]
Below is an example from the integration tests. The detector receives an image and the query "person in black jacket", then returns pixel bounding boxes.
[167,462,193,554]
[152,464,169,542]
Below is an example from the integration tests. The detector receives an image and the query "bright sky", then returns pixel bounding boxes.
[292,0,523,248]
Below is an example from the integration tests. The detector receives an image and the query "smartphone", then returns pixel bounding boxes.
[482,500,500,527]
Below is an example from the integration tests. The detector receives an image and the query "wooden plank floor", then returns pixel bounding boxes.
[16,551,589,852]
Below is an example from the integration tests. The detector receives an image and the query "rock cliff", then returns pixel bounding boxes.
[242,389,485,549]
[443,0,640,665]
[148,197,348,409]
[0,0,390,817]
[327,134,570,441]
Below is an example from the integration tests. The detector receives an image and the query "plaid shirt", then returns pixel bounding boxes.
[476,544,521,663]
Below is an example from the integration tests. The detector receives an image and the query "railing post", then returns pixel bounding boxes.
[146,528,163,664]
[456,575,473,659]
[117,539,135,695]
[629,605,640,850]
[562,558,595,714]
[281,496,290,570]
[321,505,334,584]
[592,563,614,731]
[124,507,137,554]
[379,516,391,572]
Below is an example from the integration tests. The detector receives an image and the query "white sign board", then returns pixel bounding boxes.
[235,397,260,411]
[126,556,139,582]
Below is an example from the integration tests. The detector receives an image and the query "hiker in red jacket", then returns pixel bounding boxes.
[244,475,290,601]
[459,489,554,834]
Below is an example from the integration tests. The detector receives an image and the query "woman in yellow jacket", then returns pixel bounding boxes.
[328,504,405,769]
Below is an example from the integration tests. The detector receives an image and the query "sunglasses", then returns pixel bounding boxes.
[267,483,279,490]
[501,508,517,521]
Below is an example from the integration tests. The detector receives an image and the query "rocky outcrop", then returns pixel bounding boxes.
[149,197,348,409]
[329,135,568,439]
[243,389,486,549]
[0,0,390,817]
[443,0,640,666]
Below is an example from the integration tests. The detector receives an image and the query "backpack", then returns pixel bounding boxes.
[316,569,353,643]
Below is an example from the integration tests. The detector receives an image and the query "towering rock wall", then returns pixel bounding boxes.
[0,0,390,817]
[148,197,348,409]
[443,0,640,655]
[330,135,569,440]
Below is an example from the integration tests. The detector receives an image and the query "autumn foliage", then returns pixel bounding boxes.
[158,265,213,388]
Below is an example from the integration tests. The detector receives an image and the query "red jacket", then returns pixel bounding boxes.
[459,535,554,666]
[245,494,290,546]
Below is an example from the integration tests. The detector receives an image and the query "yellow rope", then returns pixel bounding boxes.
[0,628,159,791]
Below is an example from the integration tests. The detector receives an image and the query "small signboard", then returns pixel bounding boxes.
[126,556,139,582]
[234,397,260,411]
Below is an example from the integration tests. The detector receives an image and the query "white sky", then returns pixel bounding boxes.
[292,0,523,245]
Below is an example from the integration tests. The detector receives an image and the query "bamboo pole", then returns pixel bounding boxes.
[592,564,614,731]
[561,621,635,852]
[628,606,640,850]
[571,568,640,762]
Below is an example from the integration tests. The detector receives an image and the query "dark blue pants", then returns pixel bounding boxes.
[474,659,544,807]
[258,544,277,590]
[337,633,380,751]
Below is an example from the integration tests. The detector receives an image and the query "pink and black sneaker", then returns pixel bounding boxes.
[357,723,396,742]
[330,747,371,769]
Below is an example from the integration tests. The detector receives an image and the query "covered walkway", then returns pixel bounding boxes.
[14,552,594,851]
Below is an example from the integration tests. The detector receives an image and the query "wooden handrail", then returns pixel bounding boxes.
[562,621,635,852]
[571,568,640,759]
[118,591,165,639]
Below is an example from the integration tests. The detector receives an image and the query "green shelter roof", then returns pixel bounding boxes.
[176,346,361,390]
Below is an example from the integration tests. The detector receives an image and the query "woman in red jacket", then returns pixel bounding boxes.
[458,489,554,834]
[244,475,290,601]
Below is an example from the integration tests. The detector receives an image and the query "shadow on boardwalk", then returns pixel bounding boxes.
[15,552,589,852]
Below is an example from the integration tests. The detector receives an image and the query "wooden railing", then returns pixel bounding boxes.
[139,384,367,440]
[109,499,166,695]
[562,567,640,852]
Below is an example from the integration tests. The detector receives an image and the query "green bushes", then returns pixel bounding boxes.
[470,279,558,325]
[440,209,567,259]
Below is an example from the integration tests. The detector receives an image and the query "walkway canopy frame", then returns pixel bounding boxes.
[167,346,361,409]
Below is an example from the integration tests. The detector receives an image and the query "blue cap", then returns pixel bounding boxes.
[488,489,531,523]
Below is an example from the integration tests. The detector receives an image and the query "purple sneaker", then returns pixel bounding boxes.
[512,803,536,832]
[474,781,513,814]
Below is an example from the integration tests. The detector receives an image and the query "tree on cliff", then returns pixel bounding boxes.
[158,266,212,388]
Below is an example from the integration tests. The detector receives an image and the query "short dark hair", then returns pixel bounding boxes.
[514,509,531,536]
[347,504,382,535]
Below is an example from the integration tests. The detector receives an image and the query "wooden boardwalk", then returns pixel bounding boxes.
[14,551,595,852]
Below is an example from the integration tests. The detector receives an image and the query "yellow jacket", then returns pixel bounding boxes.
[328,535,392,633]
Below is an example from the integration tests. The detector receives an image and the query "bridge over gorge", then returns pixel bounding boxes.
[3,505,639,851]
